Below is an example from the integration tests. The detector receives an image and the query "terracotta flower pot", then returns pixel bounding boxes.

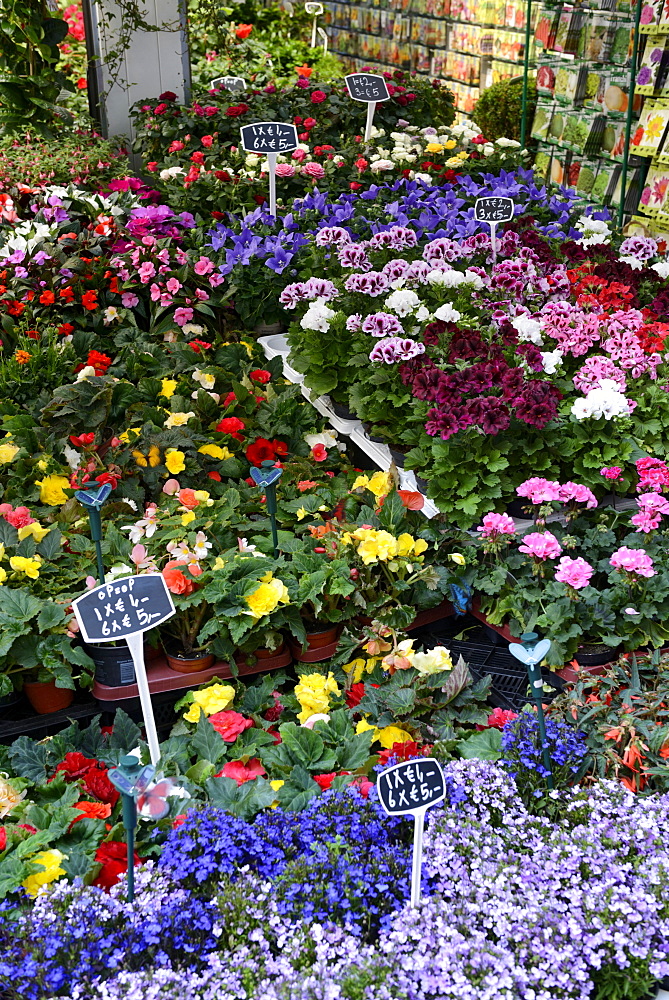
[23,679,74,715]
[303,625,340,649]
[254,642,286,659]
[165,650,215,674]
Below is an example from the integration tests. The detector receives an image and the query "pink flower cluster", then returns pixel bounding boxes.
[636,456,669,492]
[0,503,35,529]
[600,466,623,481]
[631,492,669,533]
[279,278,339,309]
[554,555,593,590]
[369,337,425,364]
[476,512,517,539]
[518,530,562,560]
[609,546,656,578]
[516,477,597,508]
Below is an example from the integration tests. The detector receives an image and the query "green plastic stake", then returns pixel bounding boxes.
[618,0,644,232]
[249,459,283,557]
[108,754,146,904]
[519,0,533,149]
[74,482,112,584]
[520,632,554,790]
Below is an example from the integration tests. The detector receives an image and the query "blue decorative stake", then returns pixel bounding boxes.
[508,633,554,789]
[249,459,283,557]
[74,482,112,584]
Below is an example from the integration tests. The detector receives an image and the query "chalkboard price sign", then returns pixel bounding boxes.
[210,75,247,94]
[239,122,299,154]
[345,72,390,103]
[377,758,446,816]
[73,574,175,644]
[474,196,515,224]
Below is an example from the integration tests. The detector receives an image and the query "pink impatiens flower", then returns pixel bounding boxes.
[477,512,517,538]
[516,477,561,503]
[610,546,656,578]
[555,556,594,590]
[518,531,562,560]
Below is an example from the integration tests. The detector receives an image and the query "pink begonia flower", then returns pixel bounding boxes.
[516,477,561,503]
[301,713,330,729]
[558,482,598,509]
[477,512,517,538]
[121,292,139,308]
[555,556,593,590]
[85,575,97,589]
[174,306,194,327]
[162,478,181,495]
[610,546,656,578]
[518,531,562,560]
[600,466,623,480]
[209,273,225,288]
[131,543,147,566]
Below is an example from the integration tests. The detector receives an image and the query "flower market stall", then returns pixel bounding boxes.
[2,3,669,1000]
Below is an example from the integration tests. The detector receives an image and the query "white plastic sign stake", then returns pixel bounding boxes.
[305,2,323,47]
[240,122,299,219]
[210,75,247,94]
[72,574,175,766]
[474,196,515,265]
[377,757,446,907]
[344,73,390,142]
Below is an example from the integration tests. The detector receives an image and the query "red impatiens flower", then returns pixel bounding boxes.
[215,757,266,785]
[81,290,98,311]
[58,322,75,336]
[59,286,75,302]
[93,841,140,891]
[208,710,254,742]
[235,23,253,38]
[39,290,55,305]
[245,437,288,464]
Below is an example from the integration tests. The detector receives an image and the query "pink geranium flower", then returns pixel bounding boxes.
[600,466,623,481]
[554,556,593,590]
[516,478,561,503]
[558,482,597,509]
[610,546,656,578]
[518,531,562,560]
[477,512,517,538]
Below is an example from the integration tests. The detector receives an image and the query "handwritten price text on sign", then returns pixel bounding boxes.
[474,196,515,224]
[345,72,390,102]
[72,575,175,643]
[377,758,446,816]
[240,122,299,154]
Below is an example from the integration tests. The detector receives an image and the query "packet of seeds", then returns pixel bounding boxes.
[602,68,643,116]
[554,63,587,105]
[562,111,591,152]
[591,161,619,203]
[583,67,607,107]
[547,106,567,144]
[581,13,615,61]
[576,159,599,196]
[636,35,668,94]
[638,163,669,214]
[531,100,555,141]
[534,3,562,50]
[534,147,552,183]
[536,58,558,96]
[632,101,669,156]
[549,148,571,187]
[639,0,664,34]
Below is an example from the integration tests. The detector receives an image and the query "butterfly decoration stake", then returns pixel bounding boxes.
[249,459,284,557]
[508,633,554,789]
[74,482,112,584]
[108,755,175,902]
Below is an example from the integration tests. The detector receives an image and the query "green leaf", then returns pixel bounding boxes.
[276,765,320,811]
[186,759,215,784]
[108,708,142,753]
[37,602,67,631]
[278,723,325,768]
[190,713,227,765]
[384,685,416,715]
[61,850,93,879]
[335,731,374,770]
[0,855,29,899]
[457,728,503,761]
[36,527,62,561]
[0,588,43,623]
[204,775,275,820]
[8,736,47,783]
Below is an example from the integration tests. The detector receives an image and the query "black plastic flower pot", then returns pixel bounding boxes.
[85,641,136,687]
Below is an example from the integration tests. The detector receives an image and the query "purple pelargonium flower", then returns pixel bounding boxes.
[315,226,351,247]
[362,312,405,338]
[344,271,391,297]
[369,337,425,364]
[619,235,658,262]
[338,244,372,270]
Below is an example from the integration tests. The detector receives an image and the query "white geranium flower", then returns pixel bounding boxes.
[540,349,563,375]
[385,289,420,316]
[434,304,462,323]
[300,298,336,333]
[571,379,632,420]
[652,261,669,279]
[512,315,544,345]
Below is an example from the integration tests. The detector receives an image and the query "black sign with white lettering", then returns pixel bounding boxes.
[474,196,515,224]
[211,75,247,94]
[345,73,390,103]
[240,122,299,154]
[72,575,175,644]
[377,758,446,816]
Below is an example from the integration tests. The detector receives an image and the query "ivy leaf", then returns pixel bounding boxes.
[190,713,226,766]
[8,736,47,783]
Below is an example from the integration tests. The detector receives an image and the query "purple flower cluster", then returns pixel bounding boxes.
[370,337,425,364]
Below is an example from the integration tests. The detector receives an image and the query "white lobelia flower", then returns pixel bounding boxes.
[434,304,462,323]
[300,298,336,332]
[384,289,420,316]
[512,315,544,345]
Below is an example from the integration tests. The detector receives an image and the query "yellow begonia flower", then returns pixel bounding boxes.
[449,553,466,566]
[296,507,309,521]
[193,490,213,506]
[119,428,141,444]
[244,577,290,619]
[343,657,367,684]
[412,646,453,676]
[353,528,398,565]
[351,474,370,492]
[366,470,392,500]
[396,533,415,557]
[183,682,236,722]
[22,849,67,897]
[35,475,70,506]
[198,444,233,460]
[0,776,25,818]
[413,538,428,556]
[425,141,444,153]
[0,567,7,585]
[0,442,19,463]
[355,718,380,741]
[10,555,42,579]
[165,411,195,428]
[213,556,225,571]
[18,523,51,543]
[295,671,340,723]
[165,450,186,475]
[377,725,413,749]
[181,511,196,526]
[160,378,178,398]
[270,778,284,809]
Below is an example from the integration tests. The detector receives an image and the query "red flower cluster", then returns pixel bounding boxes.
[208,710,254,742]
[245,437,288,464]
[225,103,250,118]
[93,841,140,891]
[51,752,119,807]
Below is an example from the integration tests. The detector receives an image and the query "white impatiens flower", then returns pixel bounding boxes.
[434,304,462,323]
[103,306,120,325]
[540,349,563,375]
[652,261,669,279]
[512,314,544,345]
[571,379,633,420]
[300,298,336,333]
[385,289,420,316]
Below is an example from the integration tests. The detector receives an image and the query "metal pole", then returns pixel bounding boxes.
[410,809,425,907]
[519,0,533,148]
[618,0,644,231]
